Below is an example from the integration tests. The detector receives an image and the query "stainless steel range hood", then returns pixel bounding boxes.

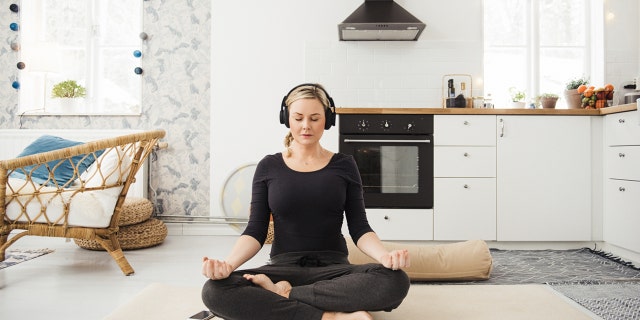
[338,0,426,41]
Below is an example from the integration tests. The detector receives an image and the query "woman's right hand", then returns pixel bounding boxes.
[202,257,234,280]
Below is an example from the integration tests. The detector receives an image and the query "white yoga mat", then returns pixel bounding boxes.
[105,283,596,320]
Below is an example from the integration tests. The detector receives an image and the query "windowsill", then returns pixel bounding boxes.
[19,111,142,117]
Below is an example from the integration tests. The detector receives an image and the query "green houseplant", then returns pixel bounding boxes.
[564,77,589,109]
[50,80,86,113]
[51,80,87,98]
[509,87,526,108]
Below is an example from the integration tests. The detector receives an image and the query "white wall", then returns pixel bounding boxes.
[604,0,640,103]
[210,0,483,225]
[211,0,639,229]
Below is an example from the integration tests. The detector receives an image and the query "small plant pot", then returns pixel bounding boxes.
[540,97,558,109]
[564,89,582,109]
[511,101,526,109]
[51,98,85,113]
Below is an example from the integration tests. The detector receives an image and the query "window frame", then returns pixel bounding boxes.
[483,0,605,108]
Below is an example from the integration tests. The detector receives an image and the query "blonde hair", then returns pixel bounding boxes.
[282,84,331,157]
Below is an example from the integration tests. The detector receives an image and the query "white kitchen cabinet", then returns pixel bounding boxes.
[363,209,433,241]
[434,178,496,240]
[604,179,640,253]
[435,115,496,146]
[604,111,640,253]
[496,116,592,241]
[434,115,496,241]
[605,110,640,146]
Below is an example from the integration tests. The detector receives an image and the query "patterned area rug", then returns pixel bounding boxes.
[0,248,54,270]
[426,248,640,320]
[551,281,640,320]
[485,248,640,285]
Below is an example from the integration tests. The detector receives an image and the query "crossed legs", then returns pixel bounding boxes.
[202,263,409,320]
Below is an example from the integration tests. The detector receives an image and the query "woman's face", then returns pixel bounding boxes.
[288,98,326,146]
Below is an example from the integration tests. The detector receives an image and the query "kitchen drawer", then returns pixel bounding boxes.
[606,146,640,181]
[434,146,496,177]
[606,111,640,146]
[434,178,496,241]
[364,209,433,241]
[604,179,640,253]
[435,115,496,146]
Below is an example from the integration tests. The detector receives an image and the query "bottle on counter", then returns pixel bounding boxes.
[446,79,466,108]
[448,79,456,98]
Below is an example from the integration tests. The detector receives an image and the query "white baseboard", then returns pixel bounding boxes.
[165,222,241,236]
[598,243,640,268]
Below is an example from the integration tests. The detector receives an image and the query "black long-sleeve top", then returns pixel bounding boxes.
[242,152,374,257]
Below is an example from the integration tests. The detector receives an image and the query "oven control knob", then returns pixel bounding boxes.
[357,120,370,131]
[406,122,415,131]
[380,121,391,130]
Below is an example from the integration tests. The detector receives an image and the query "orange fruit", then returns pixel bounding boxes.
[577,85,587,94]
[583,89,593,98]
[604,83,614,91]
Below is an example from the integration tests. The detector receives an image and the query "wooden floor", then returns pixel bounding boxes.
[0,233,270,320]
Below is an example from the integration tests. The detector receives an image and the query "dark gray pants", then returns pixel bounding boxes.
[201,251,410,320]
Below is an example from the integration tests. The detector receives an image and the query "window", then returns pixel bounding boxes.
[483,0,602,108]
[19,0,142,115]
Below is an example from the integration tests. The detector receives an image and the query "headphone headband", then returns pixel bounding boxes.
[279,83,336,130]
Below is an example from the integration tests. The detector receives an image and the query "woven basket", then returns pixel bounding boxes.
[119,197,154,226]
[75,218,167,251]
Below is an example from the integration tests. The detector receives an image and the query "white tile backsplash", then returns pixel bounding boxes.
[307,40,483,108]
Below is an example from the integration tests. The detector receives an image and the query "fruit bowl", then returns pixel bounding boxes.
[578,84,614,109]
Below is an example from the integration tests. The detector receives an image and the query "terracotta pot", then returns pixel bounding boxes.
[564,89,582,109]
[540,97,558,109]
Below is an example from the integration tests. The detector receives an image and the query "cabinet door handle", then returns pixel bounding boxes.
[463,120,469,126]
[463,152,469,157]
[499,118,505,137]
[463,184,469,189]
[619,153,626,158]
[618,119,626,123]
[619,187,626,192]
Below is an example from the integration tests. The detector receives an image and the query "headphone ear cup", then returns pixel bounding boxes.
[280,96,290,128]
[324,108,335,130]
[324,96,336,130]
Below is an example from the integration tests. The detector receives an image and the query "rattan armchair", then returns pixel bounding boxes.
[0,130,165,275]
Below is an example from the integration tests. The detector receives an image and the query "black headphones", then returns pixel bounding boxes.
[279,83,336,130]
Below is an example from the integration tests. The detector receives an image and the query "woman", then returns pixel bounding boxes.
[202,83,410,320]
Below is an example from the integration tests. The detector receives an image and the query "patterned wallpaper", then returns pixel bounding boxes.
[0,0,211,217]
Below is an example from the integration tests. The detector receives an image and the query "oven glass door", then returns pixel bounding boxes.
[341,134,433,209]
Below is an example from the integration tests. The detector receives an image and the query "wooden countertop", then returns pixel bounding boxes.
[336,103,637,115]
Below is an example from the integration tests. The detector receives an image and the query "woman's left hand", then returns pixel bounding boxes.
[379,249,410,270]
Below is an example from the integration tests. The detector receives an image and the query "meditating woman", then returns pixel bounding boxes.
[201,83,410,320]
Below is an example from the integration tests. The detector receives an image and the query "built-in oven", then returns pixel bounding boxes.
[339,114,434,209]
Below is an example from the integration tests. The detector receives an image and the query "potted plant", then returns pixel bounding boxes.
[509,87,526,108]
[538,93,559,109]
[52,80,86,99]
[51,80,86,113]
[564,76,589,109]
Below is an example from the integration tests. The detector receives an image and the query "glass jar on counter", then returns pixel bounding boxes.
[482,94,494,109]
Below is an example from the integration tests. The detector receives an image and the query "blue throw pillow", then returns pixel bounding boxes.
[9,135,104,187]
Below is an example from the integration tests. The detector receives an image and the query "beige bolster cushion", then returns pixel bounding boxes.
[346,238,493,281]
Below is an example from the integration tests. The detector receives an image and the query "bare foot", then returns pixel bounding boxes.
[243,274,292,298]
[322,311,373,320]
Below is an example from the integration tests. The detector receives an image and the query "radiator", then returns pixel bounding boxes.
[0,129,148,198]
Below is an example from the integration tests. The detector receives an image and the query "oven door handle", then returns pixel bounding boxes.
[343,139,431,144]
